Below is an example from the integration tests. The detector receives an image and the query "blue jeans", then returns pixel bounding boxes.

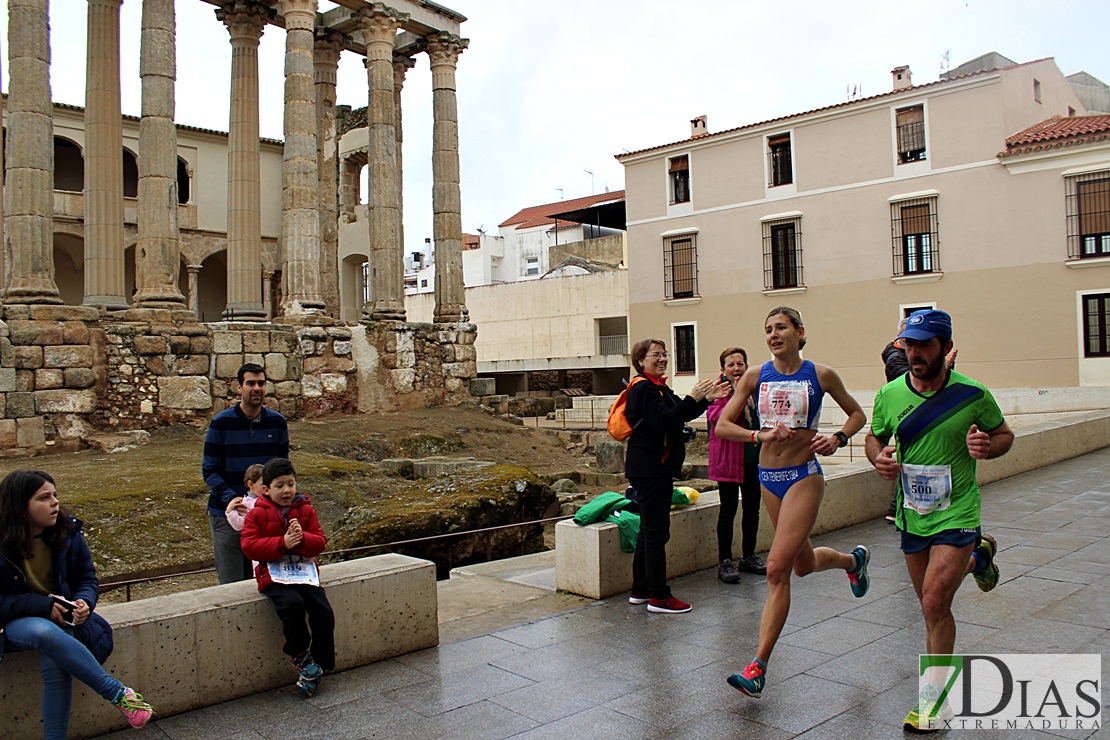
[4,616,123,740]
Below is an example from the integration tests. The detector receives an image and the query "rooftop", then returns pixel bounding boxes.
[499,191,626,231]
[1000,114,1110,157]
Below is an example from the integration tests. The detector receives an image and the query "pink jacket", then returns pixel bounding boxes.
[226,493,258,532]
[707,380,757,483]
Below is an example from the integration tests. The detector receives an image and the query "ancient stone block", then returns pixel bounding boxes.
[391,367,415,392]
[211,379,229,398]
[62,322,90,345]
[298,327,328,342]
[16,417,45,448]
[244,353,264,367]
[8,321,63,346]
[455,345,477,362]
[190,336,212,354]
[458,330,477,346]
[332,340,352,356]
[16,370,35,392]
[157,376,213,410]
[133,335,168,355]
[0,368,16,393]
[13,346,43,369]
[445,377,464,393]
[44,345,94,368]
[265,353,288,382]
[299,339,319,356]
[320,373,347,394]
[440,345,455,363]
[301,375,322,397]
[35,389,98,414]
[0,338,14,366]
[278,399,297,418]
[469,378,496,396]
[0,419,16,448]
[145,356,165,375]
[215,354,242,379]
[140,399,154,414]
[242,331,270,353]
[168,335,191,354]
[302,357,328,374]
[1,305,30,321]
[28,305,99,322]
[212,331,243,354]
[595,440,626,473]
[7,392,36,418]
[379,458,414,477]
[270,331,299,353]
[329,358,355,374]
[64,368,96,389]
[443,362,471,378]
[397,350,416,367]
[275,380,302,398]
[171,355,208,376]
[34,368,64,389]
[326,327,352,340]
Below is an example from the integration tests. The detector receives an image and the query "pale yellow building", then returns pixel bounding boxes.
[617,56,1110,395]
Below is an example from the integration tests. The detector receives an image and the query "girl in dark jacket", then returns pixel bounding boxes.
[624,338,729,614]
[0,470,154,739]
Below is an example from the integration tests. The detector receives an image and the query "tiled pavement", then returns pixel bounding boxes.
[104,449,1110,739]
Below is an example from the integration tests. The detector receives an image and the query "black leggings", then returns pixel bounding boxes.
[717,462,761,562]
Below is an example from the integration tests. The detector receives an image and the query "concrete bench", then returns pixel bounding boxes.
[555,411,1110,600]
[1,553,437,739]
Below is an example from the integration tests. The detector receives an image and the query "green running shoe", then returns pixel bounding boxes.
[973,533,998,593]
[903,684,953,733]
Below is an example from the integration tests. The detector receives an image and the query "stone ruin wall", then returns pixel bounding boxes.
[0,305,477,455]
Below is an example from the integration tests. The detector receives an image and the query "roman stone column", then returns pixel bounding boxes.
[314,29,343,318]
[355,4,408,321]
[0,50,5,297]
[216,1,267,321]
[262,269,274,319]
[133,0,187,310]
[5,0,62,304]
[427,32,469,323]
[186,264,201,313]
[83,0,128,309]
[278,0,326,318]
[393,49,416,297]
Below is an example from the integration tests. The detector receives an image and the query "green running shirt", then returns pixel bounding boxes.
[870,370,1005,536]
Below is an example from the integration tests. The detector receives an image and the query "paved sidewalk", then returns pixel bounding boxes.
[104,449,1110,739]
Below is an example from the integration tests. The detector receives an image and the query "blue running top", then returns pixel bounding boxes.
[756,360,824,430]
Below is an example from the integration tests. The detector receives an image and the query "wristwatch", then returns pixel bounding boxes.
[833,431,849,448]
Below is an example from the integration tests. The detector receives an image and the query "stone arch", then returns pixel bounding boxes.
[177,155,191,204]
[53,232,85,305]
[198,250,228,322]
[122,146,138,199]
[340,252,369,323]
[53,136,84,192]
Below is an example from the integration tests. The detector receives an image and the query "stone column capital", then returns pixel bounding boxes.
[216,1,270,42]
[87,0,123,8]
[426,32,468,69]
[279,0,317,30]
[393,50,418,89]
[187,264,203,273]
[355,4,409,51]
[314,29,346,81]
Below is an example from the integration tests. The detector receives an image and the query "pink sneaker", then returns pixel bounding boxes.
[112,687,154,729]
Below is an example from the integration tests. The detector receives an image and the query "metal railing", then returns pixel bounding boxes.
[597,334,628,356]
[99,514,573,602]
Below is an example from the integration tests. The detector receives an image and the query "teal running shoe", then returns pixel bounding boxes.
[727,658,767,698]
[847,545,870,598]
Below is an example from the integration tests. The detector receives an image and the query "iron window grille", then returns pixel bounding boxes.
[767,134,793,187]
[896,106,926,163]
[1083,293,1110,357]
[674,324,696,374]
[762,218,803,290]
[890,196,939,276]
[663,234,698,299]
[1066,172,1110,259]
[669,155,690,204]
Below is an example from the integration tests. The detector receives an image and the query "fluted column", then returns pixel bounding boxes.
[356,3,408,321]
[133,0,187,310]
[262,269,274,319]
[278,0,325,317]
[0,51,5,298]
[393,49,416,300]
[314,30,343,318]
[186,264,201,313]
[427,32,468,322]
[5,0,62,304]
[216,1,267,320]
[84,0,127,308]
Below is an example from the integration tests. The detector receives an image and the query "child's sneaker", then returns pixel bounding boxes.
[846,545,870,598]
[292,652,324,697]
[111,687,154,729]
[727,658,767,698]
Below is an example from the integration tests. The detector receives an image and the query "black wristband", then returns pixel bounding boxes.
[833,431,849,447]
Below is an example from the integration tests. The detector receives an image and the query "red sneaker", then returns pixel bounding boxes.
[628,593,649,605]
[647,596,691,614]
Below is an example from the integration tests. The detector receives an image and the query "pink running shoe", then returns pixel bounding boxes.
[112,687,154,729]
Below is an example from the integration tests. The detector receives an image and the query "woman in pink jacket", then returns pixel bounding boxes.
[707,347,766,583]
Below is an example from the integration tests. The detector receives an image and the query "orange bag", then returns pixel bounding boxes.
[607,376,648,441]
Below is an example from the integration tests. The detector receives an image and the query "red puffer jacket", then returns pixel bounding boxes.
[240,493,327,592]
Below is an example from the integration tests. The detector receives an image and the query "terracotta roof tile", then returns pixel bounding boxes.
[615,57,1056,160]
[498,190,626,230]
[999,114,1110,157]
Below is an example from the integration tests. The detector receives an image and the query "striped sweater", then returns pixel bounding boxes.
[202,404,289,516]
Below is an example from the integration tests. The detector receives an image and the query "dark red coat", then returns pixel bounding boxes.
[240,493,327,592]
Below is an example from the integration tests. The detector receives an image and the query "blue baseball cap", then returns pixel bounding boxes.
[899,309,952,341]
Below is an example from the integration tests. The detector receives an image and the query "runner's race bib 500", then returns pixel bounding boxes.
[900,463,953,515]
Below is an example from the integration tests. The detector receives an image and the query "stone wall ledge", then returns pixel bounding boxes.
[555,411,1110,600]
[0,554,438,739]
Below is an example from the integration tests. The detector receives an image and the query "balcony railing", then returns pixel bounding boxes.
[598,334,628,356]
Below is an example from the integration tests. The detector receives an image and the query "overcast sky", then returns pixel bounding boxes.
[2,0,1108,249]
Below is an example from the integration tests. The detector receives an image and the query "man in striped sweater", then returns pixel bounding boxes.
[203,363,290,583]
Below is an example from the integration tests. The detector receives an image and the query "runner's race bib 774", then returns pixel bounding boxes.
[758,380,810,429]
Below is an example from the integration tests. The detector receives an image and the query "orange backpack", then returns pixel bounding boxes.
[607,376,648,441]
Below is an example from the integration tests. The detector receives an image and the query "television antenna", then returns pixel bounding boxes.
[847,83,862,101]
[584,169,595,194]
[555,188,564,200]
[940,49,950,77]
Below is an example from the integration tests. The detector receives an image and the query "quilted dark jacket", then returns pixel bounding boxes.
[0,517,114,664]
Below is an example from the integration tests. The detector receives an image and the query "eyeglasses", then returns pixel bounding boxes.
[646,352,669,359]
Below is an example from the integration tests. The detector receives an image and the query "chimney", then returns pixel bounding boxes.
[892,65,912,91]
[690,115,708,138]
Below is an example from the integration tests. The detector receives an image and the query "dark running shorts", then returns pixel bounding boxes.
[900,525,981,554]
